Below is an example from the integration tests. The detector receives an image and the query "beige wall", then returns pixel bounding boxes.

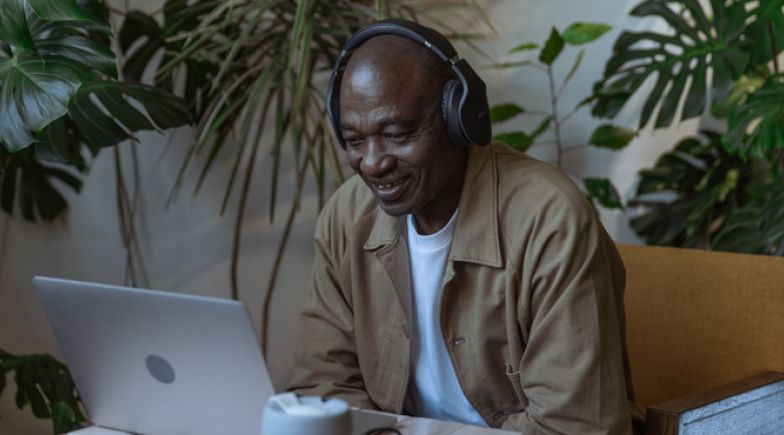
[0,1,701,433]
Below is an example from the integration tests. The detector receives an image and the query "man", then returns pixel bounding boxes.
[288,19,636,434]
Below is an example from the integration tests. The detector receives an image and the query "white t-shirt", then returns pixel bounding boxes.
[403,211,486,426]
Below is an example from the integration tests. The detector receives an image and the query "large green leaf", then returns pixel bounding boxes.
[539,27,564,65]
[494,132,532,152]
[742,0,784,68]
[713,183,784,255]
[0,54,87,151]
[24,165,79,221]
[712,74,765,118]
[562,22,611,45]
[69,81,191,149]
[509,42,538,53]
[530,116,551,138]
[490,103,524,123]
[0,350,85,427]
[51,401,80,434]
[563,49,585,88]
[35,116,88,167]
[0,0,122,152]
[493,115,550,152]
[584,178,623,209]
[725,74,784,157]
[0,0,36,52]
[590,124,635,150]
[592,0,752,129]
[27,0,87,22]
[2,117,91,221]
[629,131,755,248]
[119,2,221,111]
[119,11,165,83]
[37,35,117,77]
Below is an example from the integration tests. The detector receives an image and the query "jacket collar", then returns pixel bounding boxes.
[363,143,502,268]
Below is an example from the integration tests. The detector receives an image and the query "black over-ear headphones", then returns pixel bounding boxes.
[326,18,491,149]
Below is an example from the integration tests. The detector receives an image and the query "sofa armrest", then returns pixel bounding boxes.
[644,372,784,435]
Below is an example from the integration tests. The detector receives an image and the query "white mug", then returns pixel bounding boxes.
[261,393,352,435]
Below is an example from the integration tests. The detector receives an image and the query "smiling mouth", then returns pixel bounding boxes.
[372,177,410,201]
[378,179,405,189]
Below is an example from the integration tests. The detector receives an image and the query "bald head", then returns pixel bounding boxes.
[341,35,454,108]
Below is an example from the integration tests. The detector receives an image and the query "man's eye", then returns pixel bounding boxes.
[344,138,362,148]
[385,133,409,143]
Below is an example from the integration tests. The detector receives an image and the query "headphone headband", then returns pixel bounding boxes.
[326,19,491,149]
[342,19,457,62]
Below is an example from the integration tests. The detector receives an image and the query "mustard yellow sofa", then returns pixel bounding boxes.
[618,245,784,432]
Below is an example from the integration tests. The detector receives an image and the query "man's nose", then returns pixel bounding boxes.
[359,139,395,176]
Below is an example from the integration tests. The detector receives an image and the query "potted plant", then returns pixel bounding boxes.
[591,0,784,254]
[490,21,635,211]
[0,0,189,431]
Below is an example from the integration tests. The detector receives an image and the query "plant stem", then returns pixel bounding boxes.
[769,21,780,74]
[0,213,9,280]
[261,149,310,356]
[230,92,275,300]
[547,65,564,169]
[560,104,582,125]
[523,110,552,117]
[562,145,589,154]
[113,147,136,287]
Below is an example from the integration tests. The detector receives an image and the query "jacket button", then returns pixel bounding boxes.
[452,337,466,346]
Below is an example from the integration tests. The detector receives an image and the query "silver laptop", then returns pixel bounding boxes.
[34,276,397,435]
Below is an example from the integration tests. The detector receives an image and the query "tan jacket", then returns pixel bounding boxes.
[288,141,634,434]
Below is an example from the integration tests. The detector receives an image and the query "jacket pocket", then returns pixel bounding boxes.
[505,363,528,408]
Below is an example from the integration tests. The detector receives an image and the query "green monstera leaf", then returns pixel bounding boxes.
[0,54,90,151]
[0,348,86,433]
[742,0,784,68]
[725,74,784,157]
[713,183,784,255]
[629,131,757,248]
[592,0,760,130]
[0,0,190,221]
[70,81,191,149]
[0,0,115,151]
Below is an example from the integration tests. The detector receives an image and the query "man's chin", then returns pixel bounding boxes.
[376,200,412,217]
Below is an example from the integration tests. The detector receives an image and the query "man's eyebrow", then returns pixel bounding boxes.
[380,117,416,129]
[339,122,357,132]
[340,117,416,132]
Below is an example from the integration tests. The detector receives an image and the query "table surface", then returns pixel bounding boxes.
[393,414,518,434]
[68,412,519,435]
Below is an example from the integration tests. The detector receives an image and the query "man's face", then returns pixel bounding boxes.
[338,46,466,223]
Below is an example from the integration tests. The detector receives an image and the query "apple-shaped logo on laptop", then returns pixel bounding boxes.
[145,354,176,384]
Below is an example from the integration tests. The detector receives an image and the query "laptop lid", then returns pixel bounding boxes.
[34,276,274,435]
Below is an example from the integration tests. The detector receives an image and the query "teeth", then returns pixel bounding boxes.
[379,179,404,189]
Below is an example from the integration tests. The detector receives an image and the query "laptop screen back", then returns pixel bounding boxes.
[34,276,275,435]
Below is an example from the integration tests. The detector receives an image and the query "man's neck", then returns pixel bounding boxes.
[412,206,458,235]
[412,151,468,235]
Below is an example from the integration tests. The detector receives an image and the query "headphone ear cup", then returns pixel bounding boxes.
[441,79,469,147]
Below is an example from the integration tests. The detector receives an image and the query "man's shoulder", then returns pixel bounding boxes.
[490,142,594,223]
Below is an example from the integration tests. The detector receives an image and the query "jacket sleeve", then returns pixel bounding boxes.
[501,198,632,435]
[286,201,377,409]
